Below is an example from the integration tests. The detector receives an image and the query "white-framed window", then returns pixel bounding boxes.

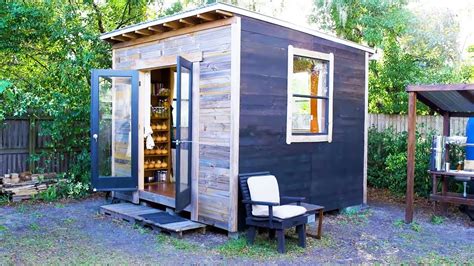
[286,45,334,144]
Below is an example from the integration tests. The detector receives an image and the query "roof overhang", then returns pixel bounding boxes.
[100,3,375,54]
[406,84,474,117]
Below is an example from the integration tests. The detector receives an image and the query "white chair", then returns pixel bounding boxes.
[239,171,309,253]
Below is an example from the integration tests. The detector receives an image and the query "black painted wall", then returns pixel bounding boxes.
[238,16,367,211]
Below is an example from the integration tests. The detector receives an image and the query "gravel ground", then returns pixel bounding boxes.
[0,191,473,264]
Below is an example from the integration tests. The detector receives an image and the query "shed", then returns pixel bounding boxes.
[90,3,374,233]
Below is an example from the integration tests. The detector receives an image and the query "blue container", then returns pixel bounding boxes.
[467,117,474,160]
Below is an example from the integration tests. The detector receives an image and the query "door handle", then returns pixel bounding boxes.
[93,134,98,142]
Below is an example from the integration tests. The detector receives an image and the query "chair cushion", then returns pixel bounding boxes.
[253,205,307,219]
[247,175,280,216]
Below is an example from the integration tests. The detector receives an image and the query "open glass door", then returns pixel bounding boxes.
[175,57,193,212]
[91,70,139,191]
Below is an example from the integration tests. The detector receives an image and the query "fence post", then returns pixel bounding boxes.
[28,116,36,173]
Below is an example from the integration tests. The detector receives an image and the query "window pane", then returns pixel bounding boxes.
[291,55,329,97]
[292,96,327,134]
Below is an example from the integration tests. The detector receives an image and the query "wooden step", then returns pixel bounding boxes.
[99,203,206,238]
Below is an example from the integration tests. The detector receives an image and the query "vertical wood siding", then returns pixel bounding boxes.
[113,25,233,230]
[238,17,366,215]
[0,118,77,175]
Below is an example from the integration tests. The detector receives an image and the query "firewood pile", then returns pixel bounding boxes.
[1,172,58,202]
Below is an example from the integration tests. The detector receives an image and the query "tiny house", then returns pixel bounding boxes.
[90,3,374,233]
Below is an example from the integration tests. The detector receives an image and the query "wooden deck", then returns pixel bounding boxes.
[99,203,206,237]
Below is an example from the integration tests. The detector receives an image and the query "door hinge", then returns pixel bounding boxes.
[139,81,142,86]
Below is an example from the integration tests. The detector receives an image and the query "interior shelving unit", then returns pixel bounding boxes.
[144,68,173,185]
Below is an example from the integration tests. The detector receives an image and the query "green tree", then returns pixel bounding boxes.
[311,0,470,114]
[0,1,177,193]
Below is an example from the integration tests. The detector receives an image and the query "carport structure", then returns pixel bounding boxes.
[405,84,474,223]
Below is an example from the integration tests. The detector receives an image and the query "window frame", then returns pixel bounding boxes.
[286,45,334,144]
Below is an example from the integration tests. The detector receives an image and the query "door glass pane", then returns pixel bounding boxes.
[98,76,132,177]
[292,96,327,134]
[179,66,190,193]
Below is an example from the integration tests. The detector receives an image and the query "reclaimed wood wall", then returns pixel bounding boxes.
[239,17,366,215]
[113,25,234,230]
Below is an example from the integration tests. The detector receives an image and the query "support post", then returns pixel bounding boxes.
[405,92,417,223]
[28,117,36,173]
[441,113,451,213]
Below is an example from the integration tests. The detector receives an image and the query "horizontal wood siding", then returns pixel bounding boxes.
[113,25,233,230]
[239,17,366,213]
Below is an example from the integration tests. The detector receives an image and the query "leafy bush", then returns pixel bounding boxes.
[368,127,434,197]
[368,127,464,197]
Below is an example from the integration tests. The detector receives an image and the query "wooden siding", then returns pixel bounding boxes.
[369,114,469,136]
[0,118,78,175]
[113,25,233,231]
[238,17,366,214]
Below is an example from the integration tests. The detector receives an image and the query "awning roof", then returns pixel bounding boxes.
[406,84,474,117]
[100,3,375,54]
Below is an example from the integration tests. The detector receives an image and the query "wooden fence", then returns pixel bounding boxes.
[368,114,469,136]
[0,118,78,176]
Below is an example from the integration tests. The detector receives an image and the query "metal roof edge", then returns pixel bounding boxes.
[100,3,375,54]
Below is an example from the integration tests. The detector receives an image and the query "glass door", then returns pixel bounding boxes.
[91,69,139,191]
[175,57,193,212]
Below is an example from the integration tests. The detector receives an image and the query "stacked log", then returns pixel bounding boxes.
[1,173,58,202]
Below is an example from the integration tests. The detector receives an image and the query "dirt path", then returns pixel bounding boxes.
[1,194,473,264]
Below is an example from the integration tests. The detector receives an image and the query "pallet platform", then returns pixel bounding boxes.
[99,203,206,237]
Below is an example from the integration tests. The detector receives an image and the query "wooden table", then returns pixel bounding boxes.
[429,170,474,213]
[292,202,324,239]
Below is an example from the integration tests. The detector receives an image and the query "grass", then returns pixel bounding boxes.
[0,230,151,265]
[392,219,422,232]
[410,222,422,232]
[16,204,29,214]
[430,215,444,225]
[416,252,473,264]
[337,208,372,225]
[63,218,76,225]
[0,195,10,205]
[156,234,200,252]
[133,223,150,234]
[0,225,7,232]
[393,219,405,228]
[215,231,319,259]
[29,223,41,231]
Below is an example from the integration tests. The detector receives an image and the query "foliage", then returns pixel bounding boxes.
[0,1,180,198]
[37,186,59,202]
[368,127,433,197]
[430,215,444,225]
[368,127,464,197]
[311,0,471,115]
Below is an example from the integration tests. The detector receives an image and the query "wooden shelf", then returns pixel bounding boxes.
[151,117,170,120]
[145,167,169,171]
[144,154,168,157]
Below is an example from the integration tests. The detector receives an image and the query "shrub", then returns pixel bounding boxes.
[368,127,464,198]
[368,127,434,197]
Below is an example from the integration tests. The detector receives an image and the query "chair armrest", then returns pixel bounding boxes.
[242,199,279,206]
[280,196,306,205]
